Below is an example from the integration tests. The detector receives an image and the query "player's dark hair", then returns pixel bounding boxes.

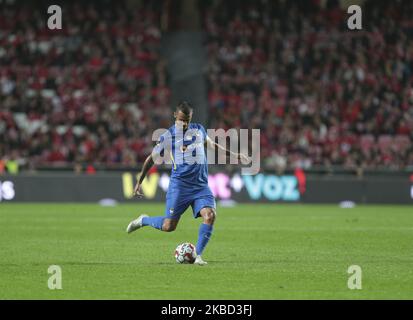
[176,101,193,116]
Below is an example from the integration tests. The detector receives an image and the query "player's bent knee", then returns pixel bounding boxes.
[162,219,178,232]
[203,209,216,225]
[162,224,176,232]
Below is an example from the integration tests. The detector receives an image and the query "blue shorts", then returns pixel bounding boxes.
[165,185,216,219]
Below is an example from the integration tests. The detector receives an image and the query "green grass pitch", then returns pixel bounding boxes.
[0,203,412,299]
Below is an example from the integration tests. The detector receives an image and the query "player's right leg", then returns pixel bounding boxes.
[126,215,179,233]
[126,214,149,233]
[127,214,182,233]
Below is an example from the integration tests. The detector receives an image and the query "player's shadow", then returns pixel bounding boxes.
[1,261,151,267]
[54,261,193,266]
[0,260,281,267]
[202,260,281,264]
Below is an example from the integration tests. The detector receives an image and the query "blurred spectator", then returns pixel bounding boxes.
[86,164,96,175]
[0,158,5,174]
[204,0,413,171]
[0,0,171,169]
[74,162,82,175]
[5,157,19,174]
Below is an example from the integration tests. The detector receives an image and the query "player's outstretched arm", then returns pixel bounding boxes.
[133,154,154,197]
[205,136,250,164]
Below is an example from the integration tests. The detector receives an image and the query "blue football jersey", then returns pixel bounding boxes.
[153,123,209,189]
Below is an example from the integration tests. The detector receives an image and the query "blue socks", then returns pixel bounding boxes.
[142,216,165,230]
[196,223,213,256]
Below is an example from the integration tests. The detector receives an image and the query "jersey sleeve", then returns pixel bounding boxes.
[198,124,208,143]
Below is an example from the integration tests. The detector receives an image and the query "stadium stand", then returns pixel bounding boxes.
[0,0,170,170]
[1,0,412,172]
[203,0,413,171]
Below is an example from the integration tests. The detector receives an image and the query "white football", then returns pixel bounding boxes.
[175,243,197,264]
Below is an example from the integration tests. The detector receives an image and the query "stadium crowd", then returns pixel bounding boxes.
[1,0,412,173]
[204,0,413,171]
[0,0,170,171]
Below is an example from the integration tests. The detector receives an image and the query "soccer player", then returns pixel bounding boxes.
[126,101,248,265]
